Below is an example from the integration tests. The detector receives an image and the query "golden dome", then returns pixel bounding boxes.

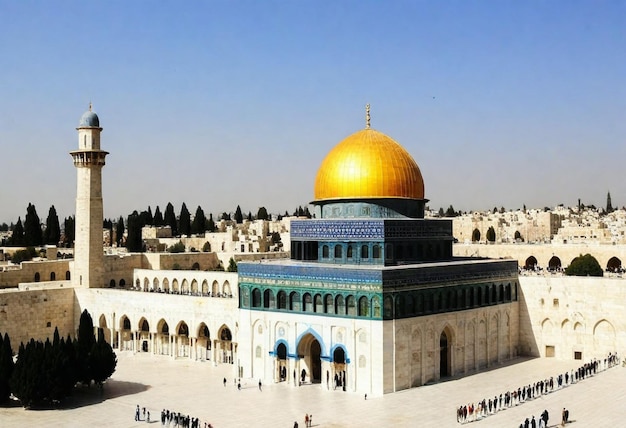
[314,128,425,201]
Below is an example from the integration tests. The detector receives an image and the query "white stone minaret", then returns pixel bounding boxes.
[70,104,108,288]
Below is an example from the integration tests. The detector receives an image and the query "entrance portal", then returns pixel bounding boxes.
[297,333,323,384]
[440,331,449,378]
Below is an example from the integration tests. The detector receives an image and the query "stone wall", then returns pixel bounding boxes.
[518,275,626,360]
[384,301,519,393]
[0,286,75,347]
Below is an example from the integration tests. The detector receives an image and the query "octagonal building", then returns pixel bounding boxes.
[237,109,519,395]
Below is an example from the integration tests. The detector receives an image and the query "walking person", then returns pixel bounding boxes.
[259,379,262,391]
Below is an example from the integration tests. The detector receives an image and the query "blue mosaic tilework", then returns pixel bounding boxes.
[291,219,453,241]
[291,219,385,239]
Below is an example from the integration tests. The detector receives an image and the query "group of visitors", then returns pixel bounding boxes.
[518,407,569,428]
[456,352,619,424]
[159,408,211,428]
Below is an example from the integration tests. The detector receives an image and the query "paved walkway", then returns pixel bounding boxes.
[0,352,624,427]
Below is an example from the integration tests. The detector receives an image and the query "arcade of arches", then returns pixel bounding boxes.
[97,313,237,365]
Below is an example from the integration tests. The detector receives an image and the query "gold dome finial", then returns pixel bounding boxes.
[365,104,371,129]
[89,102,92,112]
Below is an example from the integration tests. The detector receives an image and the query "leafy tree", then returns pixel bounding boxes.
[234,205,243,224]
[486,226,496,242]
[206,213,216,232]
[168,241,186,253]
[0,223,8,232]
[153,206,164,226]
[62,216,75,247]
[191,206,207,235]
[438,207,444,217]
[164,202,178,236]
[472,228,481,242]
[202,242,211,252]
[115,216,125,247]
[43,205,61,245]
[499,206,505,214]
[24,203,43,246]
[227,257,238,272]
[565,254,603,277]
[0,332,14,402]
[247,211,253,221]
[178,203,191,236]
[10,217,24,246]
[10,248,35,264]
[126,211,143,252]
[257,207,269,221]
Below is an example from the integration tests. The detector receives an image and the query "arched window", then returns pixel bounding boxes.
[324,294,333,313]
[263,289,275,309]
[34,272,40,282]
[277,291,287,309]
[314,294,323,313]
[65,271,71,280]
[334,245,343,258]
[358,296,369,316]
[373,245,381,259]
[303,293,313,312]
[252,288,261,308]
[347,245,353,259]
[372,296,381,318]
[346,295,356,316]
[289,291,301,311]
[50,272,56,281]
[322,245,329,258]
[361,245,369,259]
[335,295,345,315]
[396,245,404,260]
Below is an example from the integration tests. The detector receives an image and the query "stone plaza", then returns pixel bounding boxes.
[0,350,624,427]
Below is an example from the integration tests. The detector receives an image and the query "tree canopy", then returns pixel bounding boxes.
[565,254,603,277]
[43,205,61,245]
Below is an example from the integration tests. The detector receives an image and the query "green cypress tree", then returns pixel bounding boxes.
[90,328,117,387]
[10,218,25,246]
[24,203,43,246]
[0,332,14,402]
[43,205,61,245]
[178,203,191,236]
[76,310,96,386]
[191,206,207,235]
[164,202,178,236]
[234,205,243,224]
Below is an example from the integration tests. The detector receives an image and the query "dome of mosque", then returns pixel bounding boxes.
[78,107,100,127]
[314,127,425,202]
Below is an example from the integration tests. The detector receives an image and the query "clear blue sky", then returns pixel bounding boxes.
[1,1,624,223]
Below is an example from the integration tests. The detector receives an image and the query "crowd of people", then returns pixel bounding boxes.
[456,352,620,424]
[133,404,214,428]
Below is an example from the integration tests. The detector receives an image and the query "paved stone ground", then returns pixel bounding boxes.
[1,351,625,427]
